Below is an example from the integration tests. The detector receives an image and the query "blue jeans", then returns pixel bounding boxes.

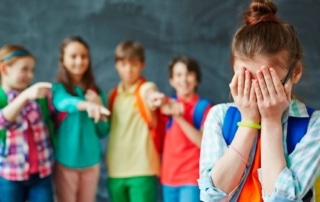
[162,184,200,202]
[0,174,54,202]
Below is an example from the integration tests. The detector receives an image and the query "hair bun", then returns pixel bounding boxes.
[245,0,279,25]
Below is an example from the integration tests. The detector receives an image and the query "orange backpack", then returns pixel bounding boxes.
[108,79,166,154]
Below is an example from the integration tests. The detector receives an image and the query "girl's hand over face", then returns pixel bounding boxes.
[253,67,291,122]
[230,68,260,123]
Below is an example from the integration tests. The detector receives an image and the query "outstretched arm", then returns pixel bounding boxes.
[53,83,109,123]
[2,82,52,122]
[140,82,166,110]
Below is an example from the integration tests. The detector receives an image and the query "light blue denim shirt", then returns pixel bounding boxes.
[199,100,320,202]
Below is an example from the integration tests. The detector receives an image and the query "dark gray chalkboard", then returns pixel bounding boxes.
[1,0,319,107]
[0,0,320,201]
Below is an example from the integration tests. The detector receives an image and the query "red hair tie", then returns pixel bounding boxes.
[246,13,280,25]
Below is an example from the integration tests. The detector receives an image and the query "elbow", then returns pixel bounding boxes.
[198,175,231,202]
[194,139,202,148]
[210,170,239,194]
[211,177,231,194]
[195,133,203,147]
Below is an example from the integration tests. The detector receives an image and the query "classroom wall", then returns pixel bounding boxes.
[1,0,319,107]
[1,0,319,201]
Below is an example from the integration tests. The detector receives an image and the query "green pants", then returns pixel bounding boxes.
[315,175,320,202]
[107,176,157,202]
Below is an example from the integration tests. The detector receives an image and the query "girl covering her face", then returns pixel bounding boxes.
[198,1,320,201]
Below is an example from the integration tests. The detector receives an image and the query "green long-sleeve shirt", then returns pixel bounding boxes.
[52,83,109,168]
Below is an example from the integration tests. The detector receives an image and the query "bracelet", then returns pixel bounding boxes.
[237,121,261,129]
[229,145,250,166]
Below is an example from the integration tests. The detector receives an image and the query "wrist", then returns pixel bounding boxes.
[173,115,183,121]
[240,116,260,124]
[261,116,282,124]
[18,91,30,103]
[77,101,89,111]
[162,97,171,106]
[237,121,261,130]
[148,102,157,111]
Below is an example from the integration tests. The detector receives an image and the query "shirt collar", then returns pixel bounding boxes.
[74,85,85,96]
[176,93,199,105]
[288,99,310,118]
[282,99,310,123]
[117,78,144,94]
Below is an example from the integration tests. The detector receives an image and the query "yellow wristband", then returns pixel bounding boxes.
[237,121,261,129]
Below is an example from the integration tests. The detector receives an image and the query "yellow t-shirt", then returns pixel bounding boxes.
[106,80,160,178]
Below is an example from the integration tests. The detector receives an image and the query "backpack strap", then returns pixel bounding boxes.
[37,98,56,148]
[286,106,315,201]
[0,87,8,155]
[109,78,150,125]
[222,105,315,201]
[135,79,167,154]
[192,98,211,130]
[134,78,153,128]
[222,106,241,145]
[0,88,57,151]
[286,106,315,154]
[108,87,118,111]
[108,79,164,153]
[166,96,211,130]
[0,87,7,108]
[223,106,315,154]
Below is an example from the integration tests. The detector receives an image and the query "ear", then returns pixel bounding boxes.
[0,62,7,74]
[169,78,174,88]
[115,61,120,71]
[291,62,303,84]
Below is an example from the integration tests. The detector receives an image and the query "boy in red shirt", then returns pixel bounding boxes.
[160,55,211,202]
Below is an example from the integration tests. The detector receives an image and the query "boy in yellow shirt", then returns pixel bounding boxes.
[106,40,166,202]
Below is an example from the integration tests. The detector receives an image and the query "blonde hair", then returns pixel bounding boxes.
[0,44,34,66]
